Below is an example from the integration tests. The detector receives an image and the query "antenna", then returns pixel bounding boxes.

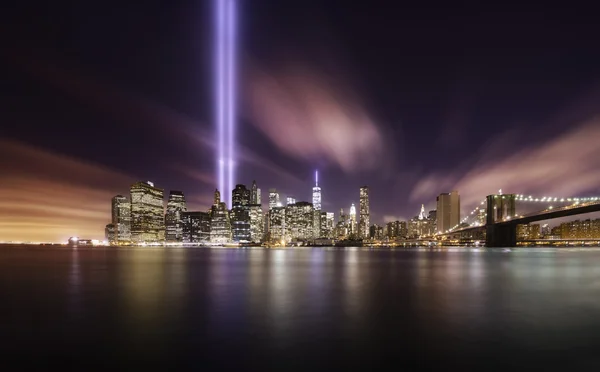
[315,170,318,186]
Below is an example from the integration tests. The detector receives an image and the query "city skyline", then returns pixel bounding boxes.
[2,1,600,242]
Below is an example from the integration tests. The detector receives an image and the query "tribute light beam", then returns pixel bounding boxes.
[215,0,236,208]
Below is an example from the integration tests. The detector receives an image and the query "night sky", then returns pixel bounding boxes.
[2,1,600,242]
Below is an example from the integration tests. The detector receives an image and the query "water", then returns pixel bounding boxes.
[2,245,600,370]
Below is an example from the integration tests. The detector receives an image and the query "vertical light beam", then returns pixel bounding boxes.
[215,0,236,208]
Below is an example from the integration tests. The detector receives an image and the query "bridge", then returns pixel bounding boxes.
[437,193,600,247]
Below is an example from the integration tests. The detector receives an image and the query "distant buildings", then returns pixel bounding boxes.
[359,186,370,239]
[436,191,460,233]
[250,180,261,205]
[386,220,408,239]
[105,223,116,243]
[269,189,280,209]
[287,196,296,206]
[182,211,211,243]
[111,195,131,243]
[130,181,165,243]
[312,171,322,238]
[210,189,232,243]
[165,191,187,242]
[408,205,435,238]
[559,219,600,239]
[516,223,541,240]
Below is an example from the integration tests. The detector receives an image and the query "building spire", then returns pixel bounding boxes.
[419,204,426,220]
[315,170,318,187]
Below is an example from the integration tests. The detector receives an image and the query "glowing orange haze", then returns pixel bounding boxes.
[0,140,134,243]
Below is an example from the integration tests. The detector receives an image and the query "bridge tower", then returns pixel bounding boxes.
[486,194,517,247]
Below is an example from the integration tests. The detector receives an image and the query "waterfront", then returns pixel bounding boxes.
[2,245,600,370]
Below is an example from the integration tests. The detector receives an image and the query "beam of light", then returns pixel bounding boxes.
[227,0,236,207]
[215,0,236,208]
[216,0,226,204]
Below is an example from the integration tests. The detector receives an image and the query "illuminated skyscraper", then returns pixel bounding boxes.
[436,191,460,233]
[408,205,435,238]
[312,171,322,238]
[249,204,264,243]
[320,211,335,238]
[269,189,280,210]
[111,195,131,242]
[130,181,165,243]
[165,191,187,242]
[359,186,370,239]
[349,203,357,236]
[231,184,251,242]
[269,206,286,244]
[105,223,116,244]
[285,201,314,241]
[210,189,232,243]
[286,196,296,206]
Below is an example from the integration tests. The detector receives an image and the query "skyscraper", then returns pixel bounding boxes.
[231,184,251,242]
[269,189,280,210]
[249,204,264,243]
[436,191,460,233]
[286,196,296,206]
[312,171,322,238]
[269,206,286,244]
[182,211,211,243]
[165,191,187,242]
[111,195,131,243]
[349,203,357,237]
[210,189,232,243]
[251,180,259,204]
[285,201,314,241]
[130,181,164,243]
[359,186,370,239]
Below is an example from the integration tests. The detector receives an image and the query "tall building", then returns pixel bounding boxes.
[111,195,131,243]
[251,180,259,204]
[249,204,264,243]
[210,189,232,243]
[105,223,116,244]
[269,206,286,243]
[182,211,211,243]
[231,184,251,242]
[436,191,460,233]
[336,208,348,239]
[320,211,335,238]
[312,171,322,238]
[285,201,314,241]
[359,186,370,239]
[269,189,280,210]
[370,224,383,240]
[349,203,357,237]
[130,181,165,243]
[165,191,187,242]
[408,205,435,238]
[286,196,296,206]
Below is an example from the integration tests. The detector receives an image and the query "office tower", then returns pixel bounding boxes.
[130,181,165,243]
[269,189,280,210]
[210,189,232,243]
[256,188,261,205]
[249,204,264,243]
[312,171,322,238]
[269,206,286,243]
[182,211,211,243]
[398,221,408,238]
[105,223,116,244]
[285,201,314,241]
[165,191,187,242]
[231,185,251,242]
[349,203,357,236]
[320,211,335,238]
[232,184,251,206]
[436,191,460,233]
[359,186,370,239]
[370,224,383,240]
[251,180,259,204]
[286,196,296,206]
[111,195,131,242]
[408,205,435,238]
[336,208,348,239]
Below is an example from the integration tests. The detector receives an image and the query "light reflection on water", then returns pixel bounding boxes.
[2,245,600,369]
